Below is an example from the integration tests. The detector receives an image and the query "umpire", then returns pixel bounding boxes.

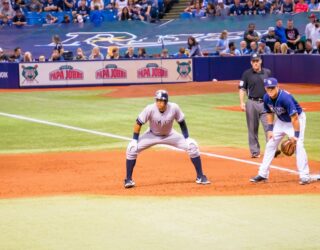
[239,53,280,158]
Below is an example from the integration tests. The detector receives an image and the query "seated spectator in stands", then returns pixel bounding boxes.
[261,26,280,52]
[187,36,203,57]
[256,0,269,15]
[270,0,281,14]
[50,49,64,61]
[57,0,74,11]
[27,0,43,12]
[280,43,291,54]
[12,9,26,27]
[89,47,104,60]
[275,18,287,44]
[105,0,115,10]
[244,0,256,15]
[62,14,71,23]
[220,41,241,56]
[0,47,10,61]
[191,1,205,17]
[38,55,46,61]
[10,47,23,62]
[119,6,131,20]
[77,0,90,21]
[90,5,104,25]
[239,40,250,54]
[45,13,58,24]
[43,0,58,12]
[273,41,282,54]
[205,3,216,17]
[23,51,33,62]
[161,48,171,58]
[90,0,104,10]
[257,41,271,54]
[229,0,244,15]
[0,15,11,25]
[308,0,318,11]
[285,19,300,51]
[0,0,15,21]
[12,0,26,11]
[295,41,305,54]
[294,0,308,13]
[305,14,316,40]
[128,0,144,20]
[316,39,320,54]
[106,47,120,59]
[304,39,317,54]
[216,0,229,16]
[310,18,320,48]
[115,0,127,16]
[124,47,137,58]
[243,23,260,49]
[74,47,87,60]
[52,35,64,55]
[215,30,229,55]
[137,47,147,58]
[139,0,152,21]
[281,0,293,14]
[249,41,258,54]
[174,47,188,58]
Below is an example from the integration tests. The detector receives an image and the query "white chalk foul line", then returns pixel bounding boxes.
[0,111,299,175]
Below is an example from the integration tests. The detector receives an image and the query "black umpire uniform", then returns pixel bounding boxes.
[239,53,271,157]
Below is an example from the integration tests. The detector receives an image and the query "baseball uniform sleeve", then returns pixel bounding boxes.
[174,103,185,123]
[239,70,248,90]
[137,105,151,125]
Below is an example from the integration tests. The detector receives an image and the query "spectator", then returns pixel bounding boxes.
[90,0,104,10]
[89,47,104,60]
[280,43,291,54]
[239,40,250,55]
[43,0,58,12]
[295,41,305,54]
[57,0,74,11]
[220,41,241,56]
[310,18,320,48]
[229,0,244,15]
[76,0,90,21]
[174,47,188,58]
[106,47,120,59]
[26,0,43,12]
[308,0,319,11]
[12,9,26,27]
[257,41,271,54]
[10,47,23,62]
[215,30,229,55]
[243,23,260,49]
[304,39,317,54]
[275,18,287,44]
[261,26,281,52]
[161,48,170,58]
[62,14,71,23]
[0,0,15,20]
[139,0,152,22]
[191,1,206,17]
[273,41,282,54]
[294,0,308,13]
[74,47,87,60]
[52,35,64,55]
[256,0,269,15]
[50,49,64,61]
[316,39,320,54]
[0,47,10,61]
[244,0,256,15]
[115,0,127,15]
[120,6,131,20]
[0,15,11,25]
[124,47,137,58]
[285,19,300,51]
[12,0,26,11]
[249,41,258,54]
[305,13,317,40]
[23,51,33,62]
[270,0,282,14]
[187,36,203,57]
[128,0,144,20]
[45,13,58,24]
[90,5,104,25]
[281,0,293,14]
[38,55,46,61]
[216,0,229,16]
[137,47,147,58]
[205,2,216,16]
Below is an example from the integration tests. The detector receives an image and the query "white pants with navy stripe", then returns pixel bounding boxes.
[258,112,310,180]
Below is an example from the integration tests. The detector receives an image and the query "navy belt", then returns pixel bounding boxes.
[248,97,264,103]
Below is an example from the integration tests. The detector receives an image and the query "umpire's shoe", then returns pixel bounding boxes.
[124,179,135,188]
[250,175,267,183]
[196,175,211,185]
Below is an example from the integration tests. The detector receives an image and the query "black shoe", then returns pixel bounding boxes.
[250,175,267,183]
[251,153,260,158]
[274,149,281,158]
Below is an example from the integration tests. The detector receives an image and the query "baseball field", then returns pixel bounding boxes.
[0,81,320,249]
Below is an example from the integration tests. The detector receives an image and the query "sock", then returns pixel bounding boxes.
[191,156,203,178]
[126,159,136,180]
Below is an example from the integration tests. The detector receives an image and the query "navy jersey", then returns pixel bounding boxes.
[263,89,302,122]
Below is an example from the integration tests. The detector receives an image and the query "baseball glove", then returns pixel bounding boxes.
[280,138,296,156]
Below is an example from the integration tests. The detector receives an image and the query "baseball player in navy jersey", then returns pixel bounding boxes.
[250,77,311,185]
[124,90,210,188]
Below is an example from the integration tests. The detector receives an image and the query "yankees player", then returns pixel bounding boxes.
[124,90,210,188]
[250,77,311,185]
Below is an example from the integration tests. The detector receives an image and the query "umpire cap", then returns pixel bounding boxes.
[155,89,169,102]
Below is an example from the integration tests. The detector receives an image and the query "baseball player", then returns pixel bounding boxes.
[250,77,311,185]
[124,90,210,188]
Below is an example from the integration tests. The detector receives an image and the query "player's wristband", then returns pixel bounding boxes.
[294,131,300,138]
[133,133,139,140]
[267,124,274,132]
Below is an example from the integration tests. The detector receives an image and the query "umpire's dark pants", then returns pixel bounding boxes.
[245,99,268,155]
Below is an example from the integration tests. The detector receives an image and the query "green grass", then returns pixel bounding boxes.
[0,90,319,160]
[0,195,319,250]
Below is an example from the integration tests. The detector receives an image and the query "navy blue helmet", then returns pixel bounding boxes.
[155,89,169,103]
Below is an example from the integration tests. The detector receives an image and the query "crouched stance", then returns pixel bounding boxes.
[124,90,210,188]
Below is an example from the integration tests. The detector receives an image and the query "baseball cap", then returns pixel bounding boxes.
[264,77,278,88]
[268,26,275,32]
[250,53,261,61]
[309,13,316,19]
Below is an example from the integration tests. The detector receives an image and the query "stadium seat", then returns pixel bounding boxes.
[180,12,192,19]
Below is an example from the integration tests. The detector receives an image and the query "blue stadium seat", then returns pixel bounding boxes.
[180,12,192,19]
[27,17,43,25]
[101,10,117,21]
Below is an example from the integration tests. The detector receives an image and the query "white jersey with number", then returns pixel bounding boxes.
[137,102,185,136]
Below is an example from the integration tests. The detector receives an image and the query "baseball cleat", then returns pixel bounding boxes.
[251,153,261,158]
[196,175,211,185]
[124,179,135,188]
[299,178,311,185]
[274,149,281,158]
[250,175,267,183]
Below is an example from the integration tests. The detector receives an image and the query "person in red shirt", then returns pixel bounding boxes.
[294,0,309,13]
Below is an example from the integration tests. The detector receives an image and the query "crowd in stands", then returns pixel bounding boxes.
[0,15,320,62]
[183,0,320,18]
[0,0,172,26]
